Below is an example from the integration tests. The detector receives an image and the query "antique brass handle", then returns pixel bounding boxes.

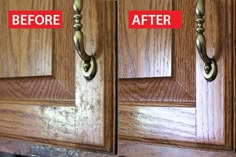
[73,0,96,80]
[196,0,217,81]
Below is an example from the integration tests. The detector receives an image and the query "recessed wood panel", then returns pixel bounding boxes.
[119,0,172,78]
[0,0,52,78]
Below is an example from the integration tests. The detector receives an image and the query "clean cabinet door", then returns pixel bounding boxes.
[0,0,117,154]
[119,0,235,151]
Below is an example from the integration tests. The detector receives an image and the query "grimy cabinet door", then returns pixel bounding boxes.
[119,0,234,151]
[0,0,117,154]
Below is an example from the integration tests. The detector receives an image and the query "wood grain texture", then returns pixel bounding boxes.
[119,106,196,142]
[119,0,196,106]
[0,0,52,78]
[0,0,117,153]
[119,79,195,105]
[196,0,233,147]
[119,0,172,78]
[120,0,234,151]
[0,0,75,105]
[1,139,236,157]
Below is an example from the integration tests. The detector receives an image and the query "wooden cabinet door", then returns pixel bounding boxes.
[0,0,117,154]
[119,0,235,151]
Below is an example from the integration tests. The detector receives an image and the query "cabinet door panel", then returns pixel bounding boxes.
[0,0,117,153]
[119,0,234,151]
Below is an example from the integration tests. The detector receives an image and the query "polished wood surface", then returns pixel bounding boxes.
[0,0,52,78]
[119,0,195,107]
[0,0,117,153]
[119,0,235,151]
[120,106,196,142]
[119,0,172,78]
[0,0,75,105]
[195,0,234,147]
[1,139,236,157]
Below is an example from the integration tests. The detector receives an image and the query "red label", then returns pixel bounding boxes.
[128,11,182,29]
[8,11,62,29]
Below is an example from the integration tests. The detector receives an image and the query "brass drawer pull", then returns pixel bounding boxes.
[73,0,96,80]
[196,0,217,81]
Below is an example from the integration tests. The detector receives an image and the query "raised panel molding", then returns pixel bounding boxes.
[119,0,195,107]
[0,0,75,106]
